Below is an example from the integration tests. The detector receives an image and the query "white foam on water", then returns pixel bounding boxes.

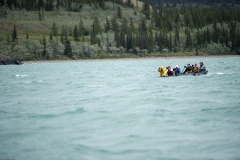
[87,84,104,88]
[15,74,29,77]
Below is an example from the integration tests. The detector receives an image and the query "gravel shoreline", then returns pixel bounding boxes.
[23,55,240,64]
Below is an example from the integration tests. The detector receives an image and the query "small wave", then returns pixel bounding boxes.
[15,74,29,77]
[64,108,85,115]
[215,72,224,75]
[28,108,85,119]
[22,80,47,84]
[87,84,104,88]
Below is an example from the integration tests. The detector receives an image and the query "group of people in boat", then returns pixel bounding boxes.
[158,62,206,77]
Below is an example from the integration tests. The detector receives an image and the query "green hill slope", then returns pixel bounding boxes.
[0,1,239,60]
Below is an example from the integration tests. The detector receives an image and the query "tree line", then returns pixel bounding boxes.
[1,0,240,60]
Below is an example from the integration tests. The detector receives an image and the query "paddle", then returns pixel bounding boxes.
[181,67,186,74]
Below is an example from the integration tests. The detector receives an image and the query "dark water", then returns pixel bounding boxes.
[0,57,240,160]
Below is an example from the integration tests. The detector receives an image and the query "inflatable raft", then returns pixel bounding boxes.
[167,70,208,76]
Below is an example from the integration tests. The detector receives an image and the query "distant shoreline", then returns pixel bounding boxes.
[23,55,240,64]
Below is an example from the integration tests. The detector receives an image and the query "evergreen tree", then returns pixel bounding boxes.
[184,9,193,27]
[98,0,105,9]
[12,24,17,42]
[111,17,118,32]
[114,23,120,47]
[46,0,54,11]
[126,29,133,50]
[139,18,147,33]
[126,0,132,8]
[64,40,72,57]
[121,18,128,34]
[117,6,122,19]
[38,0,44,10]
[69,28,73,36]
[49,31,53,41]
[56,0,60,10]
[73,25,79,41]
[51,22,58,36]
[129,17,135,33]
[142,0,150,20]
[42,36,47,58]
[174,24,180,45]
[169,32,172,51]
[79,18,84,36]
[26,32,29,39]
[91,23,97,44]
[60,32,64,44]
[185,29,192,49]
[93,16,102,34]
[38,10,42,21]
[6,35,11,45]
[120,30,125,47]
[105,17,111,32]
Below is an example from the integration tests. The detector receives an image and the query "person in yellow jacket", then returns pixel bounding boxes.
[158,66,167,77]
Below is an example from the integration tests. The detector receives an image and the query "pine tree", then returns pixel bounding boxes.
[60,32,64,44]
[111,17,117,32]
[117,6,122,19]
[26,32,29,39]
[56,0,60,10]
[169,32,172,51]
[42,36,47,58]
[93,16,101,34]
[51,22,58,36]
[73,25,79,41]
[45,0,54,11]
[69,28,73,36]
[98,0,105,9]
[12,24,17,42]
[7,35,11,45]
[126,0,132,8]
[64,40,72,57]
[38,0,44,10]
[126,29,133,50]
[142,0,150,20]
[91,23,97,44]
[49,32,53,41]
[79,18,84,36]
[185,29,192,49]
[38,10,42,21]
[120,30,125,47]
[129,17,135,33]
[184,9,192,27]
[105,17,111,32]
[121,18,128,34]
[114,23,120,47]
[174,24,180,45]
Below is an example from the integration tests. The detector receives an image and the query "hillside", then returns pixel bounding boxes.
[0,0,240,61]
[141,0,240,8]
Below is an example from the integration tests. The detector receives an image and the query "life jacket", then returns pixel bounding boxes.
[193,66,199,73]
[167,69,174,75]
[158,66,167,77]
[187,66,193,73]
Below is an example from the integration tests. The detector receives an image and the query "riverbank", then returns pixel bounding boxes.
[22,54,240,64]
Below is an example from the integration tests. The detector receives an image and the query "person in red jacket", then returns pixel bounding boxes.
[167,66,174,76]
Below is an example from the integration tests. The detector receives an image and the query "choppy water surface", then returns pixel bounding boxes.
[1,57,240,160]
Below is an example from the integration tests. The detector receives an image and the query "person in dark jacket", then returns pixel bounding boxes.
[183,63,193,74]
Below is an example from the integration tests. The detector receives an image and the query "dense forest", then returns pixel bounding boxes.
[141,0,240,8]
[0,0,240,60]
